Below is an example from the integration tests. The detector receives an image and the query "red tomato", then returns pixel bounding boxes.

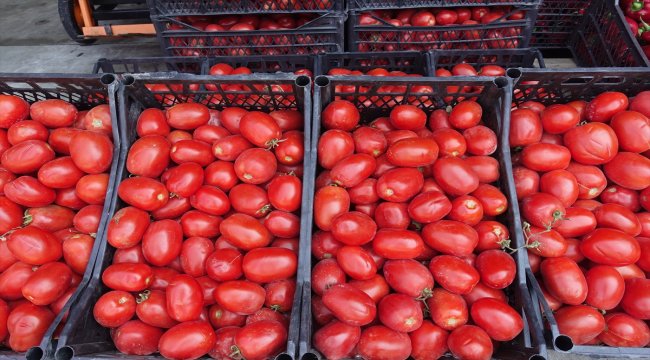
[383,259,433,298]
[521,193,566,229]
[610,111,650,153]
[234,148,277,184]
[203,161,238,192]
[540,170,579,207]
[330,211,376,246]
[75,173,108,205]
[141,220,183,266]
[166,103,209,130]
[30,99,77,128]
[55,187,87,210]
[83,104,112,135]
[126,136,170,178]
[474,221,509,252]
[113,320,162,355]
[376,167,424,202]
[69,131,113,174]
[0,262,33,300]
[336,245,377,280]
[322,284,376,326]
[449,101,482,129]
[322,100,360,131]
[348,178,379,205]
[555,207,597,238]
[585,265,625,310]
[407,191,451,224]
[521,143,571,171]
[205,248,243,282]
[7,303,55,352]
[447,325,493,360]
[7,226,61,265]
[21,262,71,306]
[564,123,618,165]
[386,137,438,167]
[118,177,169,211]
[540,257,587,305]
[429,255,480,295]
[350,274,390,304]
[0,95,29,129]
[463,281,507,306]
[510,108,542,147]
[475,250,515,289]
[233,320,287,360]
[621,278,650,319]
[1,139,55,174]
[270,110,302,131]
[357,325,412,360]
[170,139,215,166]
[213,135,253,162]
[598,313,650,347]
[318,130,355,169]
[601,185,641,212]
[463,125,497,156]
[586,91,628,122]
[164,163,203,198]
[375,202,410,229]
[239,112,282,148]
[423,221,478,257]
[555,305,606,345]
[7,120,48,145]
[37,156,84,189]
[62,233,94,274]
[243,247,297,283]
[470,298,523,341]
[4,176,55,207]
[166,275,203,322]
[313,320,361,360]
[23,204,74,232]
[389,105,426,130]
[93,290,136,328]
[581,228,640,266]
[107,206,150,249]
[102,263,153,292]
[314,186,350,231]
[158,321,216,360]
[215,280,265,315]
[353,127,387,158]
[433,157,479,196]
[373,229,424,260]
[471,184,507,216]
[566,162,607,199]
[378,293,423,332]
[541,104,580,134]
[312,259,345,296]
[274,130,303,165]
[603,152,650,190]
[526,226,568,258]
[136,108,169,137]
[220,213,271,250]
[330,154,376,188]
[432,128,466,157]
[427,288,468,331]
[135,290,177,328]
[409,321,448,360]
[593,203,641,236]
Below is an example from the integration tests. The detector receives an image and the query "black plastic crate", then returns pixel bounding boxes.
[540,0,649,67]
[0,73,121,360]
[347,7,536,52]
[315,51,431,76]
[93,57,206,74]
[429,48,545,72]
[299,75,547,360]
[509,67,650,357]
[206,55,316,75]
[52,73,312,360]
[349,0,540,9]
[152,13,345,57]
[147,0,344,16]
[531,0,591,49]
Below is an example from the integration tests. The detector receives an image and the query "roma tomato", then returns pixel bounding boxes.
[433,157,479,196]
[322,284,376,326]
[330,153,376,188]
[376,168,424,202]
[23,205,74,232]
[593,203,641,236]
[1,140,55,174]
[422,220,478,257]
[586,91,628,122]
[621,278,650,319]
[566,162,607,199]
[159,321,216,360]
[449,101,482,129]
[475,250,516,289]
[386,137,438,167]
[598,313,650,347]
[102,263,153,292]
[239,112,281,148]
[220,213,271,250]
[213,135,253,162]
[204,161,238,192]
[322,100,360,131]
[520,193,566,229]
[540,104,580,134]
[7,226,61,265]
[603,152,650,190]
[555,207,597,238]
[165,162,204,198]
[540,257,587,305]
[190,185,230,216]
[118,177,169,211]
[581,228,640,266]
[234,148,277,185]
[318,130,355,169]
[510,108,542,147]
[137,108,169,137]
[93,291,136,328]
[610,111,650,153]
[447,325,493,360]
[470,298,523,341]
[540,170,579,207]
[170,139,215,167]
[521,143,571,171]
[429,255,480,295]
[126,135,170,178]
[373,229,424,259]
[37,157,84,189]
[22,262,71,306]
[135,290,177,328]
[215,280,265,315]
[107,206,150,249]
[331,211,377,246]
[180,237,213,278]
[313,320,360,360]
[274,130,304,165]
[166,275,204,322]
[234,320,287,360]
[113,320,163,355]
[69,131,113,174]
[563,123,618,165]
[7,303,55,352]
[408,191,451,224]
[30,99,77,128]
[314,186,350,231]
[383,259,434,298]
[357,325,412,360]
[585,266,625,310]
[390,105,426,130]
[142,220,183,267]
[166,103,210,130]
[554,305,605,345]
[432,128,466,157]
[336,246,377,280]
[378,293,423,332]
[242,247,297,283]
[427,288,468,331]
[0,262,33,300]
[409,321,448,360]
[0,95,29,129]
[353,127,387,158]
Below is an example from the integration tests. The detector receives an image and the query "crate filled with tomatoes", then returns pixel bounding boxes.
[148,0,344,16]
[509,68,650,357]
[315,51,431,76]
[299,75,548,360]
[530,0,591,49]
[151,12,345,57]
[51,73,313,360]
[0,74,119,358]
[346,5,537,52]
[620,0,650,65]
[428,48,545,77]
[349,0,541,9]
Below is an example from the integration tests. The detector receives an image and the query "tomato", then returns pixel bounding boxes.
[214,280,265,315]
[601,185,641,212]
[389,105,426,130]
[274,130,303,166]
[118,177,168,211]
[376,167,424,202]
[135,108,168,137]
[584,265,625,310]
[37,157,84,189]
[521,193,566,229]
[23,204,73,232]
[603,152,650,190]
[594,203,642,236]
[112,320,163,355]
[474,221,509,252]
[7,226,61,265]
[555,207,597,238]
[621,278,650,319]
[357,325,411,360]
[158,321,216,360]
[0,168,15,195]
[313,320,360,360]
[29,99,77,128]
[314,186,350,231]
[406,191,451,224]
[82,104,112,135]
[112,243,144,264]
[269,110,302,131]
[107,206,150,249]
[510,109,543,147]
[220,213,271,250]
[377,293,423,333]
[353,127,387,157]
[134,290,177,328]
[126,135,170,178]
[189,185,230,216]
[166,103,209,130]
[538,170,579,208]
[470,298,523,341]
[264,279,295,312]
[463,125,497,156]
[234,148,277,184]
[48,127,80,155]
[429,255,480,295]
[350,274,390,304]
[312,258,345,296]
[336,245,377,281]
[449,101,482,129]
[555,305,606,345]
[61,232,93,274]
[521,143,571,172]
[170,139,215,167]
[75,173,108,205]
[610,111,650,153]
[4,176,56,207]
[238,112,281,149]
[330,154,376,188]
[21,261,71,306]
[233,320,287,360]
[0,262,34,300]
[1,139,55,174]
[540,104,580,134]
[318,130,355,169]
[564,123,618,165]
[102,263,153,292]
[409,320,448,360]
[385,138,438,168]
[426,288,468,331]
[206,248,243,282]
[566,162,607,199]
[0,95,29,129]
[322,283,376,326]
[447,325,493,360]
[263,211,299,239]
[581,228,640,266]
[69,131,113,174]
[322,100,360,131]
[525,225,568,258]
[372,229,424,260]
[242,247,297,283]
[599,313,650,347]
[141,220,183,266]
[7,303,55,352]
[540,257,587,305]
[382,259,433,298]
[432,128,466,157]
[422,221,478,257]
[475,250,515,289]
[471,184,507,216]
[7,120,48,145]
[208,303,245,329]
[213,135,254,162]
[373,202,408,230]
[433,157,479,196]
[586,91,628,122]
[165,275,203,322]
[348,178,379,205]
[93,290,136,328]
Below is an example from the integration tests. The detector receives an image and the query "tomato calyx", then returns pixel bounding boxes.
[229,345,244,360]
[270,304,282,312]
[257,204,272,216]
[136,290,151,304]
[22,210,33,226]
[266,137,285,149]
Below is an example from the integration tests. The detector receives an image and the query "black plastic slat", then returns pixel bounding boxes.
[428,48,545,72]
[315,51,430,76]
[147,0,344,16]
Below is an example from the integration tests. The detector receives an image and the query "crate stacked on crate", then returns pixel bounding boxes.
[315,51,431,76]
[428,48,545,76]
[510,67,650,357]
[531,0,591,49]
[346,0,539,53]
[147,0,345,57]
[617,0,650,64]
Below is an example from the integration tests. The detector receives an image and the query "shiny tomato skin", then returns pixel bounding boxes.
[581,228,640,266]
[422,220,478,257]
[408,191,452,224]
[566,162,607,199]
[433,157,479,196]
[564,123,618,165]
[470,298,523,341]
[465,155,499,184]
[126,135,170,178]
[213,135,253,162]
[429,255,480,295]
[107,206,150,249]
[447,325,493,360]
[190,185,230,216]
[586,91,628,122]
[215,280,266,315]
[0,196,22,234]
[1,140,55,174]
[164,162,204,198]
[112,243,144,264]
[5,176,56,207]
[263,211,299,239]
[114,320,163,355]
[603,152,650,190]
[48,127,81,155]
[7,226,62,265]
[336,245,377,281]
[204,160,238,192]
[555,207,597,238]
[219,107,247,134]
[510,108,542,147]
[409,320,448,360]
[594,203,641,236]
[540,170,579,208]
[234,148,277,185]
[75,173,108,205]
[449,101,482,129]
[7,303,55,352]
[349,274,390,304]
[376,167,424,202]
[7,120,48,145]
[389,105,426,130]
[471,184,507,216]
[526,226,568,258]
[474,221,509,252]
[598,313,650,347]
[427,288,468,331]
[353,126,387,158]
[23,205,74,232]
[170,139,215,167]
[242,247,297,283]
[158,320,216,360]
[69,131,113,174]
[30,99,77,128]
[102,263,153,292]
[601,185,641,212]
[383,259,434,298]
[514,166,540,200]
[610,111,650,153]
[386,137,438,167]
[348,178,379,205]
[463,125,497,156]
[432,128,467,157]
[322,284,376,326]
[475,250,516,289]
[205,248,243,282]
[357,325,412,360]
[37,156,84,189]
[178,237,213,278]
[0,262,32,300]
[274,130,303,166]
[141,219,182,267]
[373,229,424,259]
[166,274,204,323]
[313,320,361,360]
[322,100,360,131]
[330,153,376,188]
[166,103,210,130]
[118,176,169,211]
[234,320,288,360]
[239,111,281,148]
[314,186,350,231]
[540,257,587,305]
[135,290,177,328]
[378,293,423,333]
[318,130,355,169]
[208,326,240,360]
[0,95,29,129]
[270,110,303,131]
[541,104,580,134]
[374,202,409,229]
[585,265,625,310]
[555,305,606,345]
[520,193,566,229]
[62,232,94,274]
[22,262,71,306]
[521,143,571,171]
[312,259,345,296]
[136,108,169,137]
[330,211,376,246]
[55,187,87,210]
[208,303,245,329]
[463,282,507,306]
[621,278,650,319]
[220,213,271,251]
[93,290,136,328]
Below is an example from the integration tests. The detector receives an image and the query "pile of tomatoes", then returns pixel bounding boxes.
[93,102,304,360]
[311,99,524,360]
[354,7,525,52]
[208,62,312,78]
[326,66,421,76]
[622,0,650,60]
[434,63,508,78]
[0,95,113,351]
[511,91,650,347]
